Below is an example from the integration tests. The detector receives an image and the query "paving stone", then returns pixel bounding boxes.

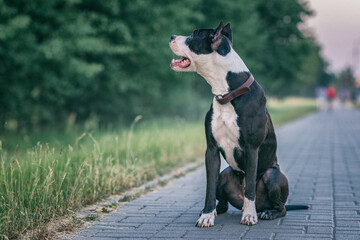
[335,234,360,240]
[274,233,331,239]
[137,223,166,231]
[121,216,174,224]
[72,108,360,239]
[94,230,153,238]
[307,226,333,234]
[153,229,188,238]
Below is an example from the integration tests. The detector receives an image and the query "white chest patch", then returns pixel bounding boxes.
[211,99,241,171]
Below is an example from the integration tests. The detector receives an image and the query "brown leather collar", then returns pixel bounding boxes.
[215,74,255,105]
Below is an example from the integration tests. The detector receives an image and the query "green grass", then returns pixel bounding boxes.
[267,97,317,126]
[0,118,205,239]
[0,98,316,239]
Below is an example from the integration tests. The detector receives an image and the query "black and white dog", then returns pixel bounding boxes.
[169,22,307,227]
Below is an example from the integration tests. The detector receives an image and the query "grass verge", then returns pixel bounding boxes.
[0,118,205,239]
[0,97,316,239]
[267,97,317,126]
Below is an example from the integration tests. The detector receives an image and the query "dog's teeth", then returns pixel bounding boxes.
[171,59,175,63]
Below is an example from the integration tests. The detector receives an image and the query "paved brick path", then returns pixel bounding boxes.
[72,108,360,240]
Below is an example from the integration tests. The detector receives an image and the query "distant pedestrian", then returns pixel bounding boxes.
[316,87,327,110]
[326,85,337,111]
[340,89,349,104]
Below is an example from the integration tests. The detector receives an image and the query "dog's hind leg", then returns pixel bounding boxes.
[216,190,229,214]
[216,168,230,214]
[258,167,289,220]
[216,167,246,214]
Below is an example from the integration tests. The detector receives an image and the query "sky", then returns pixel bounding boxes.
[306,0,360,77]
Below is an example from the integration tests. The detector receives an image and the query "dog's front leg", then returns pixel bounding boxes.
[196,146,220,227]
[241,146,259,225]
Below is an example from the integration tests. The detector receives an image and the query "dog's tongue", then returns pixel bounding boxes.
[171,57,191,68]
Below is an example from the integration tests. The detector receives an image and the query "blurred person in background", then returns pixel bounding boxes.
[316,87,327,110]
[340,89,350,104]
[326,85,337,111]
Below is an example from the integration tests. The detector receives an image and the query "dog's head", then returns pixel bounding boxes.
[169,21,233,73]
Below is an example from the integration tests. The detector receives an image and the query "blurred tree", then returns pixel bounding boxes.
[336,67,357,102]
[250,0,315,95]
[337,67,356,89]
[295,39,336,95]
[0,0,205,130]
[316,64,336,90]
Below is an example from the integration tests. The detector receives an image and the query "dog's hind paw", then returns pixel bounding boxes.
[259,210,273,220]
[195,209,217,227]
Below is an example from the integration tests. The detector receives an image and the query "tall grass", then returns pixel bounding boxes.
[0,118,205,239]
[0,97,317,239]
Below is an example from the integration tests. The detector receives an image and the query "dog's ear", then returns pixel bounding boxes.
[211,21,224,50]
[222,23,232,43]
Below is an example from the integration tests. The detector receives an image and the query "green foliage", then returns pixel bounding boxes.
[335,67,358,101]
[336,67,356,89]
[0,0,325,131]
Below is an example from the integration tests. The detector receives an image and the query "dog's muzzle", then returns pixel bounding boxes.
[169,36,191,70]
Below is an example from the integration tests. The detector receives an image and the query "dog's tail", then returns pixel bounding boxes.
[285,205,309,211]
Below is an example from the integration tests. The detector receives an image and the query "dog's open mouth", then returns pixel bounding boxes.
[171,56,191,69]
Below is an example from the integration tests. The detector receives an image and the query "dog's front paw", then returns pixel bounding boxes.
[241,197,258,226]
[241,213,258,226]
[195,209,217,227]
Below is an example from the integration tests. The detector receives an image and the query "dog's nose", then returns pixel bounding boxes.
[170,35,177,42]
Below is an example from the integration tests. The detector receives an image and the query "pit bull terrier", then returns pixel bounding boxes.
[169,21,308,227]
